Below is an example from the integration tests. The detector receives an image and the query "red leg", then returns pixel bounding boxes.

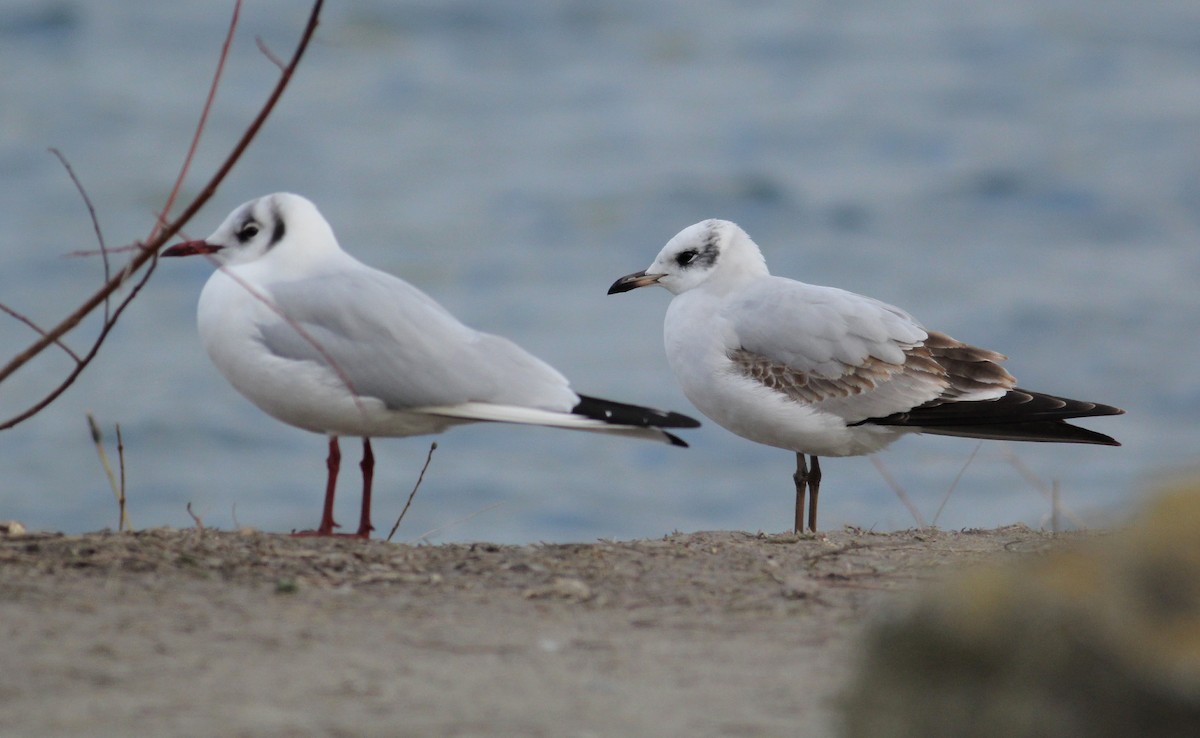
[354,438,375,538]
[294,436,341,536]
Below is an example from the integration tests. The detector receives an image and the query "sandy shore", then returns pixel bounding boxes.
[0,525,1081,737]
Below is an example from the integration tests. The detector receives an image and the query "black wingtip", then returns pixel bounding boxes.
[665,431,689,448]
[898,419,1122,446]
[865,388,1125,446]
[572,395,701,429]
[1003,420,1122,446]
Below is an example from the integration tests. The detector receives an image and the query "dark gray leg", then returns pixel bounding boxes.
[807,456,822,532]
[792,454,823,533]
[793,453,807,533]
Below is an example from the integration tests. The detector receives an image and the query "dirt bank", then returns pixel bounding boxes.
[0,525,1083,737]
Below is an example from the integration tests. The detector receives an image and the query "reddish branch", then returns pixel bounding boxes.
[49,148,110,319]
[153,0,243,244]
[0,0,324,431]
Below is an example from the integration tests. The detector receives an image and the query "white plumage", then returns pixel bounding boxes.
[610,219,1122,532]
[165,193,698,537]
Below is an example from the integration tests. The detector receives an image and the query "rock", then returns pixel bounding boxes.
[841,483,1200,738]
[523,577,593,602]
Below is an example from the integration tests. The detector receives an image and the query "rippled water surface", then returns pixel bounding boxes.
[2,1,1197,542]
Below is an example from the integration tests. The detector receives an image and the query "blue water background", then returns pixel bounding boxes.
[1,0,1196,542]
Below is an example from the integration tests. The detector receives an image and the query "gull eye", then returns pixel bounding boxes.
[236,222,260,242]
[675,249,699,267]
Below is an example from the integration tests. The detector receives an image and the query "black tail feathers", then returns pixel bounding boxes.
[572,395,700,447]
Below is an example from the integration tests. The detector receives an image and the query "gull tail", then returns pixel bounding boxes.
[863,389,1124,446]
[570,394,701,447]
[416,396,700,447]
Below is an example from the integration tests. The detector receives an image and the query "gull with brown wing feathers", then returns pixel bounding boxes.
[609,219,1123,533]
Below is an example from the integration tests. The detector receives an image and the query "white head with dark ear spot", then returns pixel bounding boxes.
[608,219,769,297]
[163,193,342,268]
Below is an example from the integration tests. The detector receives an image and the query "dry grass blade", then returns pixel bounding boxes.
[417,503,505,544]
[930,441,983,526]
[1000,444,1086,530]
[870,455,928,527]
[87,413,128,532]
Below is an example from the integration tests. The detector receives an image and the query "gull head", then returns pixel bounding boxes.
[608,219,768,297]
[162,192,337,267]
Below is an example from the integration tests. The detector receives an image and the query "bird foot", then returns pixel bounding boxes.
[290,520,374,538]
[290,530,372,539]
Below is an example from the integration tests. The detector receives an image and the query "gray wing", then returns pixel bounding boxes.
[257,268,578,412]
[725,278,1013,423]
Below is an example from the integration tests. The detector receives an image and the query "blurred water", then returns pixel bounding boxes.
[1,0,1196,543]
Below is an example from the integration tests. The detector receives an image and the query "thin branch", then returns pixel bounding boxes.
[152,0,242,243]
[0,303,80,362]
[256,37,286,71]
[387,442,438,542]
[170,0,324,244]
[0,0,325,430]
[186,502,205,531]
[0,255,158,430]
[49,148,110,321]
[65,244,141,259]
[116,423,127,533]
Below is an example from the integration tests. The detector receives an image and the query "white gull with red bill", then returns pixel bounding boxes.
[163,193,698,537]
[608,219,1123,533]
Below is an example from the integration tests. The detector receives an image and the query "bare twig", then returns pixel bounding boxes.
[186,502,205,531]
[256,36,286,71]
[0,303,80,362]
[65,244,141,259]
[116,423,126,531]
[152,0,241,244]
[0,0,325,431]
[49,148,110,320]
[869,455,928,527]
[1,260,158,430]
[387,442,438,542]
